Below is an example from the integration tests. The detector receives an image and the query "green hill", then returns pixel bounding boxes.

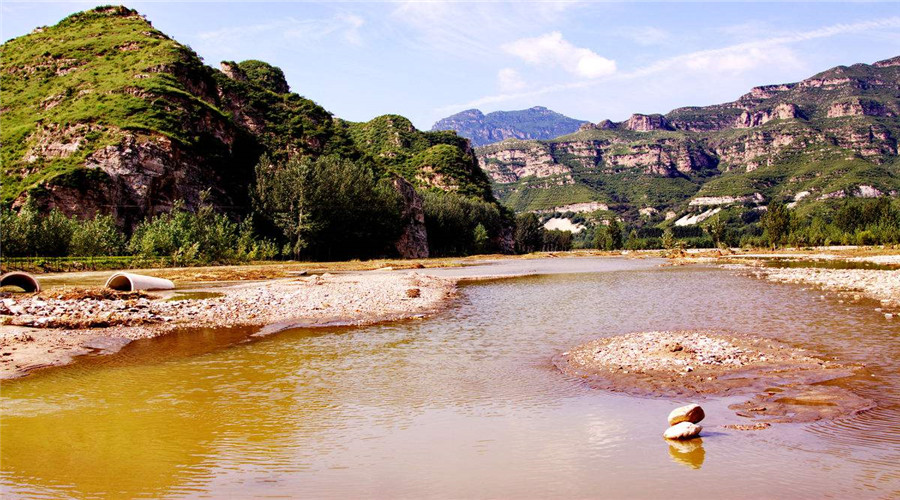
[0,6,499,232]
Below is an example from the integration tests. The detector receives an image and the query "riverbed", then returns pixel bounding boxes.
[1,258,898,498]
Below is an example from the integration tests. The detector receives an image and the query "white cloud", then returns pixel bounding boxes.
[502,32,616,78]
[681,45,801,75]
[440,16,900,114]
[197,13,366,47]
[615,26,669,46]
[497,68,527,92]
[390,2,580,59]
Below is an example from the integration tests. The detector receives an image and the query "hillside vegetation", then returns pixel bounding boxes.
[478,56,900,238]
[0,6,512,262]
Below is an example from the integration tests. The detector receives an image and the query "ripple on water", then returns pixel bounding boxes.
[2,259,899,498]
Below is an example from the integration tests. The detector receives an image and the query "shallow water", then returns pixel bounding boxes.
[2,258,899,498]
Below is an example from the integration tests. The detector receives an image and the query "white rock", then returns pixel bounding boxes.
[664,422,703,440]
[667,404,705,425]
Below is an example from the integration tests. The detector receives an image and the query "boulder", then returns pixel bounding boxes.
[664,422,703,440]
[668,404,705,426]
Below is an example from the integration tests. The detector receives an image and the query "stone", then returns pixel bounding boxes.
[667,404,705,426]
[664,421,702,440]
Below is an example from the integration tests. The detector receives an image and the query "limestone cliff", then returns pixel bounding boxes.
[478,56,900,214]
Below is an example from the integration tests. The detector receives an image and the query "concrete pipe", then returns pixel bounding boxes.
[0,272,41,293]
[105,272,175,291]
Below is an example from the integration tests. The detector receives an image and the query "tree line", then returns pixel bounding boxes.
[5,167,900,264]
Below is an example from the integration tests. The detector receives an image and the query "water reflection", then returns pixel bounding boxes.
[2,259,899,498]
[667,439,705,469]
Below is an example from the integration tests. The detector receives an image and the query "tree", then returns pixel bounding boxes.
[761,201,792,249]
[593,219,623,251]
[705,214,726,248]
[661,228,677,250]
[70,214,125,256]
[253,154,402,260]
[473,223,490,254]
[515,213,543,253]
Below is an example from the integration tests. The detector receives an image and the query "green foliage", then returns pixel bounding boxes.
[593,219,624,250]
[129,197,258,265]
[473,224,490,254]
[542,229,573,251]
[0,6,233,204]
[1,199,74,257]
[423,191,507,256]
[761,201,792,248]
[346,115,497,204]
[70,214,125,256]
[514,213,543,253]
[236,60,288,93]
[253,155,402,260]
[704,215,726,247]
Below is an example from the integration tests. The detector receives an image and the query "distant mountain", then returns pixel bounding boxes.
[478,56,900,218]
[431,106,589,147]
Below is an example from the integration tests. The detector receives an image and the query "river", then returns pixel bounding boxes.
[1,258,898,498]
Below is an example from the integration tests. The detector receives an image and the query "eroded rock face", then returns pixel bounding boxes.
[827,99,893,118]
[735,103,801,128]
[478,136,718,184]
[624,113,672,132]
[479,143,569,183]
[392,178,429,259]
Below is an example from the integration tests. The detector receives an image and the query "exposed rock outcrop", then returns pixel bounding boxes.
[392,178,429,259]
[624,113,672,132]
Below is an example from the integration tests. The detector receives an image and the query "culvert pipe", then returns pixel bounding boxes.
[0,272,41,292]
[105,272,174,291]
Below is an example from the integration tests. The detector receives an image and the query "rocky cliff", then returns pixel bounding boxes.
[478,56,900,216]
[431,106,589,147]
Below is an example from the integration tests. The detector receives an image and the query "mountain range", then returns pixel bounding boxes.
[431,107,588,147]
[477,57,900,222]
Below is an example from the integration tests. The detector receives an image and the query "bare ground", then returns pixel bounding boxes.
[0,272,456,379]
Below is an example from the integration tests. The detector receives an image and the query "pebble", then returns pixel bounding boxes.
[664,422,702,440]
[667,404,705,426]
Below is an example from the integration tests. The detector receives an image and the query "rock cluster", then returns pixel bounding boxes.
[664,404,704,440]
[0,272,455,332]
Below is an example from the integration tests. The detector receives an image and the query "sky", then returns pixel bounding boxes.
[3,1,900,129]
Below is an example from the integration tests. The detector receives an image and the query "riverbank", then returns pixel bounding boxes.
[0,272,456,379]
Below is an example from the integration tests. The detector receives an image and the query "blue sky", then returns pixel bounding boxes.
[3,1,900,129]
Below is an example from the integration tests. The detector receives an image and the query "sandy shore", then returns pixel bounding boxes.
[556,330,873,424]
[1,271,456,379]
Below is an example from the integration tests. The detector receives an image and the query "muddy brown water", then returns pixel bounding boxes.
[2,258,899,498]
